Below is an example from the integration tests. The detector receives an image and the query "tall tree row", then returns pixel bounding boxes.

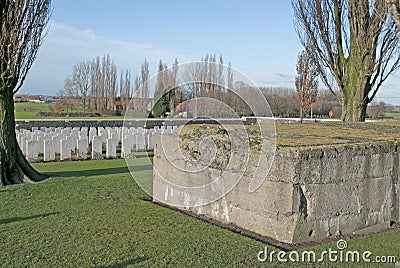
[185,54,225,99]
[89,55,118,112]
[119,70,132,111]
[65,55,128,113]
[153,59,179,117]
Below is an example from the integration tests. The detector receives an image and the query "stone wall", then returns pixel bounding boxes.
[153,130,399,245]
[15,118,252,131]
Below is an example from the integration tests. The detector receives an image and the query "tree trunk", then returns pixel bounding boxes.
[341,97,367,122]
[341,70,370,122]
[0,89,47,186]
[299,106,304,123]
[340,46,377,122]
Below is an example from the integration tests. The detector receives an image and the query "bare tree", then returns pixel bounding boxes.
[55,89,74,112]
[387,0,400,27]
[292,0,400,122]
[119,69,131,111]
[140,59,150,98]
[101,55,110,110]
[90,56,101,111]
[0,0,51,185]
[118,70,126,111]
[153,59,182,117]
[367,100,386,118]
[64,61,91,112]
[134,74,141,98]
[86,54,118,112]
[184,54,225,99]
[295,45,319,122]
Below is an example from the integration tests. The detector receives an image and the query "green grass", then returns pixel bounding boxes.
[14,102,124,120]
[0,159,399,267]
[384,112,400,120]
[14,102,51,119]
[14,102,52,113]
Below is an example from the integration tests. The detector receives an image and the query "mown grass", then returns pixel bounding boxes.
[0,159,399,267]
[385,112,400,120]
[14,102,124,120]
[14,102,52,119]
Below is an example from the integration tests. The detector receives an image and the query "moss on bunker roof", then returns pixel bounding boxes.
[178,121,400,149]
[276,121,400,148]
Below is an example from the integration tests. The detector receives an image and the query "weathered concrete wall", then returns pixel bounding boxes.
[153,132,399,245]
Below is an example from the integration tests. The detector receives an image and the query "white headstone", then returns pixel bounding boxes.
[26,140,38,161]
[66,135,76,152]
[136,133,145,152]
[76,139,88,160]
[52,136,60,154]
[36,136,45,154]
[19,136,27,155]
[81,127,89,137]
[43,140,55,162]
[147,133,156,151]
[106,139,117,158]
[121,135,132,158]
[89,129,97,144]
[99,129,107,145]
[92,136,103,160]
[60,139,71,161]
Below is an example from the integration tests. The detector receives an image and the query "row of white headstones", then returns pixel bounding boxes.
[16,126,178,162]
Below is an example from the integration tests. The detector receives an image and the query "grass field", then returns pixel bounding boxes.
[14,102,123,120]
[0,159,399,267]
[14,102,52,119]
[384,112,400,120]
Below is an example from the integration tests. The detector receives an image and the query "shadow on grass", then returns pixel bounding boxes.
[96,256,149,268]
[0,189,11,193]
[0,212,60,225]
[44,165,152,178]
[127,165,153,172]
[45,166,128,178]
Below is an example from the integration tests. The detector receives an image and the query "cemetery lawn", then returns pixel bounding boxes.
[14,102,123,119]
[0,159,399,267]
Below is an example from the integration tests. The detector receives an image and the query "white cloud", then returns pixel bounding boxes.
[20,20,189,96]
[19,20,400,105]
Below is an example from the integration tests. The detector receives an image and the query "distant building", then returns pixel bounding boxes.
[114,97,154,112]
[392,106,400,112]
[13,94,28,102]
[27,95,43,103]
[127,98,154,112]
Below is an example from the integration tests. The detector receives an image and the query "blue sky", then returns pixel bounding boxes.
[20,0,400,104]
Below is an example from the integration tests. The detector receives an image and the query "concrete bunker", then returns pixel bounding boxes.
[153,121,400,245]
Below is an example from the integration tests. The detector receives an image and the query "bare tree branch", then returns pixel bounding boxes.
[292,0,400,121]
[0,0,51,94]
